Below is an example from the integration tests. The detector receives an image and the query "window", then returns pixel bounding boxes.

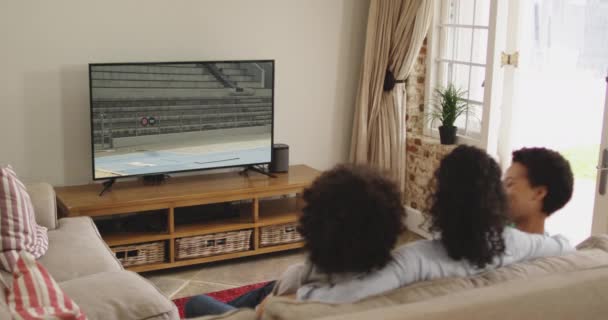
[426,0,492,140]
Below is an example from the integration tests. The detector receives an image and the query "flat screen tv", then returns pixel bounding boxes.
[89,60,274,180]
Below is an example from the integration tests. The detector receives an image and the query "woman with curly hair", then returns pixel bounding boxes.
[296,145,573,303]
[185,164,406,317]
[428,144,508,268]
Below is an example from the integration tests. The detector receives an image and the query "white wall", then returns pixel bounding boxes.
[0,0,369,186]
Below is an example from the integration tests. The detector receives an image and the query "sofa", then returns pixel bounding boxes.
[193,234,608,320]
[0,183,179,320]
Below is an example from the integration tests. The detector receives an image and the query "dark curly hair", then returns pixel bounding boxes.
[428,145,508,269]
[512,147,574,216]
[297,164,405,275]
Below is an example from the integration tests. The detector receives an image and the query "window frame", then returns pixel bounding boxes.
[424,0,497,148]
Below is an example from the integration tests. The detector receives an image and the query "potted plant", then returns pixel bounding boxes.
[427,83,470,145]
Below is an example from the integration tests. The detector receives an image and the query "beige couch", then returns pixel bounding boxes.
[196,235,608,320]
[0,183,179,320]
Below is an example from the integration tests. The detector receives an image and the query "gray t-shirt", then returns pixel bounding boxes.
[284,227,572,303]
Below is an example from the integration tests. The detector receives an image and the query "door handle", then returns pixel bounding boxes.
[599,149,608,195]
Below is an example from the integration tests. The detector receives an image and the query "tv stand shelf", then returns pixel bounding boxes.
[55,165,319,272]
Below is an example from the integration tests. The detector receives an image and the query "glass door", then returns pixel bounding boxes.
[500,0,608,244]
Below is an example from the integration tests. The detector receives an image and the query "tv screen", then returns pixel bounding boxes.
[89,60,274,180]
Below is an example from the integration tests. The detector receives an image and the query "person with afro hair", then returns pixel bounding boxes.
[185,164,406,317]
[504,147,574,235]
[293,145,574,303]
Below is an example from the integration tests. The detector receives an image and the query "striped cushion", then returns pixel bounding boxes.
[5,252,86,320]
[0,166,49,272]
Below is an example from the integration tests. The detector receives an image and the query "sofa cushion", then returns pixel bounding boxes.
[315,267,608,320]
[263,277,475,320]
[0,165,49,272]
[5,252,86,320]
[577,233,608,251]
[262,234,608,320]
[190,309,257,320]
[25,182,58,230]
[60,270,179,320]
[38,217,122,282]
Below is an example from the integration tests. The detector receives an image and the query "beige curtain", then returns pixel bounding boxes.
[350,0,433,192]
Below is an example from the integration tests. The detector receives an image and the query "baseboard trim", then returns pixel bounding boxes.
[403,206,432,239]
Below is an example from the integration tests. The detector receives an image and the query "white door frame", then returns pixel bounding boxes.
[479,0,507,158]
[592,76,608,235]
[495,0,522,167]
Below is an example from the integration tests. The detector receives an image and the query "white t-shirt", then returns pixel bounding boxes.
[294,227,573,303]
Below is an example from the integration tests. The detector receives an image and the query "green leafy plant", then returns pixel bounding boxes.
[427,83,471,127]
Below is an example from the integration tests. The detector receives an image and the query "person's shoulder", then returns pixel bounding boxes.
[393,238,442,259]
[502,226,519,240]
[503,226,573,252]
[502,226,540,247]
[503,226,564,241]
[394,238,433,250]
[502,226,540,242]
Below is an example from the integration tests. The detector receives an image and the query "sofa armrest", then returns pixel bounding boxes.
[60,271,180,320]
[25,182,58,230]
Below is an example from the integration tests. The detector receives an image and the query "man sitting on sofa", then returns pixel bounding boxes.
[503,147,574,235]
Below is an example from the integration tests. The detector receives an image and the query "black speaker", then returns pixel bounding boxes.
[270,143,289,173]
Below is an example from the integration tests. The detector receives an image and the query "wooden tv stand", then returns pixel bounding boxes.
[54,165,319,273]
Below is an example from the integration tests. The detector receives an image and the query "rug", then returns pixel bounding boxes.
[173,281,270,319]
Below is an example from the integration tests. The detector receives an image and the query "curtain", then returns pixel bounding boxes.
[350,0,433,192]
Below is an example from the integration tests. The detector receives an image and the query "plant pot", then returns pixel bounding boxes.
[438,125,457,145]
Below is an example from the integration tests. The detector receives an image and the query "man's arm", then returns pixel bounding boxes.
[502,227,574,264]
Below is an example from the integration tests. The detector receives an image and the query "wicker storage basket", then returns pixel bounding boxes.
[176,229,253,260]
[112,241,166,267]
[260,223,303,247]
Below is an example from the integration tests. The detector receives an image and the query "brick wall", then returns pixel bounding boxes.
[404,40,456,211]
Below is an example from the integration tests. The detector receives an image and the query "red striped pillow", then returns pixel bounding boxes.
[0,165,49,272]
[5,252,87,320]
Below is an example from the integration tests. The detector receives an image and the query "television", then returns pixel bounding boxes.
[89,60,274,180]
